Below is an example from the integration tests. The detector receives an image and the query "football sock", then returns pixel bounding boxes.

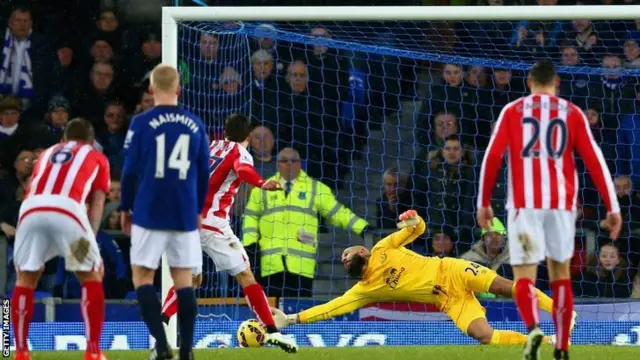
[11,286,34,352]
[554,348,569,360]
[161,286,178,324]
[535,288,553,314]
[512,283,553,314]
[551,279,574,352]
[81,281,105,354]
[514,278,539,331]
[176,287,197,359]
[136,285,170,353]
[244,283,278,333]
[490,330,527,345]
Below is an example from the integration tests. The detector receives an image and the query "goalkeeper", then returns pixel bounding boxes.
[272,210,575,346]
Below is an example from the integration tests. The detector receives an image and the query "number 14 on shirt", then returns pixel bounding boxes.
[155,134,191,180]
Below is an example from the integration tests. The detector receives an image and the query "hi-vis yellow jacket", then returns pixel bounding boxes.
[242,171,368,279]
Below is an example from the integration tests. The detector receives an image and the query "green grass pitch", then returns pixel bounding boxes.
[22,346,640,360]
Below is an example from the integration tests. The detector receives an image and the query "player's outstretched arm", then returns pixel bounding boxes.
[377,210,426,249]
[232,151,268,188]
[271,286,371,329]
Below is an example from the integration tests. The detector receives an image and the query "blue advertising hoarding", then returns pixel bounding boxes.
[8,321,640,351]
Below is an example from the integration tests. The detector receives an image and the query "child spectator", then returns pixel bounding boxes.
[574,243,633,298]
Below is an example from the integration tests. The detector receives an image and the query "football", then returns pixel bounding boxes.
[237,319,267,348]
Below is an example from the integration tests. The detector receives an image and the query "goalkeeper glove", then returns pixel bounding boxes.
[397,210,420,228]
[270,307,299,329]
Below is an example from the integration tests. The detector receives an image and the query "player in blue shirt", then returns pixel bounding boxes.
[120,64,209,360]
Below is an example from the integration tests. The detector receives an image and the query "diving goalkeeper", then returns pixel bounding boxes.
[272,210,575,346]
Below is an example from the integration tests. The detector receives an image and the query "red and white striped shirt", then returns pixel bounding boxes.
[25,141,110,204]
[478,94,619,213]
[201,140,256,224]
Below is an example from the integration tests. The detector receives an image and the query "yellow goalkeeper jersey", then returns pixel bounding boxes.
[299,216,448,323]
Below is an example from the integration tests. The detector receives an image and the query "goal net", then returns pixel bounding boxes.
[167,6,640,347]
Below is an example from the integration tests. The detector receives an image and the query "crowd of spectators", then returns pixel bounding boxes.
[0,0,639,301]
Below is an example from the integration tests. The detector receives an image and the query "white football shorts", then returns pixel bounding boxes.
[130,225,202,270]
[507,208,577,265]
[193,224,250,277]
[14,195,102,272]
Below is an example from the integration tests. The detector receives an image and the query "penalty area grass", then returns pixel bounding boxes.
[24,345,640,360]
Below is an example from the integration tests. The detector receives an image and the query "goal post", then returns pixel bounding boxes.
[161,5,640,22]
[160,5,640,349]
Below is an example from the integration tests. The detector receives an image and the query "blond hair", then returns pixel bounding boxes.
[150,64,179,93]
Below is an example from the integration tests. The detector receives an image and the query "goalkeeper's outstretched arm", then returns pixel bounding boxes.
[273,285,371,328]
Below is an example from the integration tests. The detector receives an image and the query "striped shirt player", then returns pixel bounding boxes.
[15,140,110,272]
[479,93,619,265]
[12,118,110,360]
[196,139,273,276]
[160,114,298,354]
[477,60,621,360]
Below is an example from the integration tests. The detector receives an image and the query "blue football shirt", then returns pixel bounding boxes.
[120,105,210,231]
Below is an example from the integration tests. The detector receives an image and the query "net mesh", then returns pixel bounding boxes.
[176,18,640,322]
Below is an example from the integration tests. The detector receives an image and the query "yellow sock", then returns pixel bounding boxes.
[511,283,553,314]
[535,288,553,314]
[490,330,528,345]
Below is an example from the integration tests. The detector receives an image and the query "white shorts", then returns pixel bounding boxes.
[130,225,202,270]
[507,208,577,265]
[14,195,102,272]
[193,223,250,277]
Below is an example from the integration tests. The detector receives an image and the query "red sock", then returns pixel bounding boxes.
[514,278,539,330]
[244,284,276,329]
[11,286,34,352]
[551,279,574,352]
[81,281,105,354]
[161,286,178,319]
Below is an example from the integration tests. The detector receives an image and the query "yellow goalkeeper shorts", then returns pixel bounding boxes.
[438,258,499,334]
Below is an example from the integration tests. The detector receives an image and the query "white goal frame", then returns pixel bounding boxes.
[160,4,640,348]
